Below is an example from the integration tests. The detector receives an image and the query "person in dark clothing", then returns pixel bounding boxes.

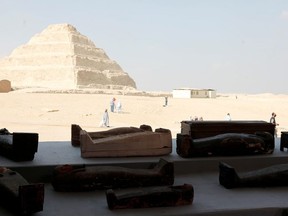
[270,112,278,136]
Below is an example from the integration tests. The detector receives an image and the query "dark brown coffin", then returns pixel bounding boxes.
[181,120,275,140]
[52,158,174,192]
[0,132,38,161]
[0,168,44,215]
[177,121,275,157]
[280,131,288,151]
[106,184,194,210]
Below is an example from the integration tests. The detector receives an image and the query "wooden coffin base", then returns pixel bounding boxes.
[106,184,194,210]
[76,125,172,158]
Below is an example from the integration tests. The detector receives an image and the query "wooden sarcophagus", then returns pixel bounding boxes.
[181,120,275,139]
[51,158,174,192]
[106,184,194,210]
[71,124,172,158]
[177,121,275,157]
[0,128,38,161]
[0,167,44,215]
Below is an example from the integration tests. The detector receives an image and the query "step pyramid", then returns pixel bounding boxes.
[0,23,136,90]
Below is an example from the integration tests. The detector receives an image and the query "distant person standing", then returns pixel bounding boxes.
[270,112,279,136]
[164,96,168,107]
[225,113,231,121]
[270,112,278,125]
[100,109,109,127]
[116,100,122,113]
[110,98,116,112]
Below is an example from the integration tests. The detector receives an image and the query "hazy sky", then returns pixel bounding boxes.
[1,0,288,93]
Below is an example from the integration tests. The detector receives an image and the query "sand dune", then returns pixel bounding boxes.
[1,91,287,142]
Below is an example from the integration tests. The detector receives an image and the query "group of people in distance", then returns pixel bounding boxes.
[110,97,122,113]
[99,97,123,127]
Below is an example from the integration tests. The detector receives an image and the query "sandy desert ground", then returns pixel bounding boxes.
[1,90,288,142]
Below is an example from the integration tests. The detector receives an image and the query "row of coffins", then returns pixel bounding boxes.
[0,120,279,215]
[0,120,277,162]
[3,158,288,215]
[72,120,276,158]
[0,159,194,214]
[51,158,194,210]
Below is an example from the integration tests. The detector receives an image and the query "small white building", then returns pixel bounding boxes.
[172,88,216,99]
